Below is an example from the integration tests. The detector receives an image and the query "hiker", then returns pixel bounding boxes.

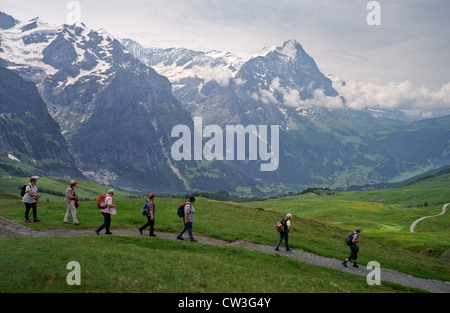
[22,176,41,223]
[176,196,197,242]
[343,227,361,268]
[64,180,80,225]
[139,193,156,236]
[95,189,117,235]
[275,213,292,252]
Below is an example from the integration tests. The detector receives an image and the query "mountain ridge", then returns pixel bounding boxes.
[0,11,449,194]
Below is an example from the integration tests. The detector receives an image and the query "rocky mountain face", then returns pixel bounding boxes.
[1,11,448,193]
[123,36,450,190]
[0,13,190,191]
[0,13,255,192]
[120,38,244,111]
[0,66,80,177]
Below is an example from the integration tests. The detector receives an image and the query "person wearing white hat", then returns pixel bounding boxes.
[64,180,80,225]
[22,176,41,223]
[275,213,292,252]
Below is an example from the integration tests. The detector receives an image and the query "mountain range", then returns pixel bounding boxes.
[0,12,449,194]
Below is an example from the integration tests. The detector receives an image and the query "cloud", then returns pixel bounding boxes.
[258,76,450,120]
[262,77,344,109]
[190,64,233,87]
[332,78,450,113]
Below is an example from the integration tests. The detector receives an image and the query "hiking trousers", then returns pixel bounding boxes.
[97,212,111,233]
[64,200,79,224]
[178,222,194,241]
[24,202,37,220]
[275,232,290,251]
[348,246,359,261]
[139,216,155,235]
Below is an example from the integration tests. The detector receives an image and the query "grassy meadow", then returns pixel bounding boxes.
[0,174,449,292]
[239,174,450,260]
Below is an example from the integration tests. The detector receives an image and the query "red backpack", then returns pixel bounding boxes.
[276,218,288,233]
[97,194,107,209]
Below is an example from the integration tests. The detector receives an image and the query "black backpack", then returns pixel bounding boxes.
[20,184,30,197]
[177,202,186,218]
[345,232,355,246]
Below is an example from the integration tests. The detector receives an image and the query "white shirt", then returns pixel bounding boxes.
[22,184,38,203]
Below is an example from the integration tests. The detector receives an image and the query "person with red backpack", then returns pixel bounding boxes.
[95,189,116,235]
[275,213,292,252]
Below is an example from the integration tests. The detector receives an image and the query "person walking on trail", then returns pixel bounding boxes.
[176,196,197,242]
[139,193,156,236]
[22,176,41,223]
[95,189,117,235]
[275,213,292,252]
[343,227,361,268]
[64,180,80,225]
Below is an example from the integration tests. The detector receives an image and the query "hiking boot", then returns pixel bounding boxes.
[275,248,280,251]
[176,236,184,240]
[25,219,31,223]
[105,232,112,235]
[138,228,143,235]
[95,229,100,235]
[342,261,348,268]
[33,219,40,222]
[74,222,80,226]
[353,263,359,268]
[190,239,198,242]
[149,233,156,237]
[64,221,71,224]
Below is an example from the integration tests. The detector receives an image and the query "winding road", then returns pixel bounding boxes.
[410,203,448,233]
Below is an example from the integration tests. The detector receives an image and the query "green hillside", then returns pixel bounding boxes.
[0,173,448,292]
[240,173,450,260]
[0,176,136,202]
[1,236,418,293]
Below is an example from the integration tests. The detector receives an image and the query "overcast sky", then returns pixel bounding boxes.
[1,0,450,117]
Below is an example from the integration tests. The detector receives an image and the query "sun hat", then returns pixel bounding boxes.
[107,189,115,195]
[70,180,79,186]
[286,213,292,219]
[30,176,39,182]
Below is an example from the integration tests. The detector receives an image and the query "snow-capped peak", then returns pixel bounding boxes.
[275,39,304,59]
[21,16,57,33]
[250,39,303,61]
[0,14,119,90]
[96,28,114,40]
